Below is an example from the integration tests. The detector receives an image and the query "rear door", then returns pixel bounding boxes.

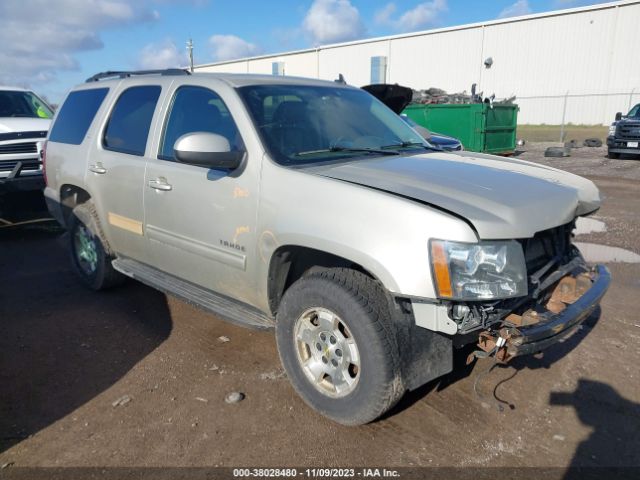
[143,83,261,306]
[85,83,163,263]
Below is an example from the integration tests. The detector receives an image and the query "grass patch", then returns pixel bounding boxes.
[517,125,608,143]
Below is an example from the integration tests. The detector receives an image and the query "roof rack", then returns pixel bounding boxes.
[85,69,191,83]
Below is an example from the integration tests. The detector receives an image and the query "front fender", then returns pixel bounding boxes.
[256,159,478,304]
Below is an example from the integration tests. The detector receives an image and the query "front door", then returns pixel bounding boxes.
[143,85,260,306]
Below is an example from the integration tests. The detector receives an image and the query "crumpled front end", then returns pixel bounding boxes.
[469,263,610,363]
[456,221,611,362]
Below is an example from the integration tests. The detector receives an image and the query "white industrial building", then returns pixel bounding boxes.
[195,0,640,126]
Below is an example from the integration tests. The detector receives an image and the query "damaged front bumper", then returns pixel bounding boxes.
[471,264,610,362]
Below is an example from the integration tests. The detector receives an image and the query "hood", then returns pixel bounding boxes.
[0,117,51,134]
[617,118,640,126]
[307,151,601,239]
[362,84,413,115]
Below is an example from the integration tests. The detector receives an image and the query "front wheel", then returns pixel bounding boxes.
[276,268,404,425]
[68,203,124,290]
[608,149,620,159]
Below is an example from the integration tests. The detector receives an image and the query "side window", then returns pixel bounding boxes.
[29,93,53,119]
[159,86,243,160]
[103,86,161,156]
[49,88,109,145]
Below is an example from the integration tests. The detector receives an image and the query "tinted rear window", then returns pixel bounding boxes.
[49,88,109,145]
[103,86,161,156]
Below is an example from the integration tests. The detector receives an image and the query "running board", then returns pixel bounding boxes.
[112,258,274,330]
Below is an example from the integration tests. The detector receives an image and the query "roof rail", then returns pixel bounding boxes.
[85,69,191,83]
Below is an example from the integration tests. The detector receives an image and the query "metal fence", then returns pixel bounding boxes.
[515,91,640,143]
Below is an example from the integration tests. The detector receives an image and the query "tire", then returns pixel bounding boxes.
[583,138,603,147]
[276,268,404,425]
[608,149,620,159]
[544,146,569,158]
[68,202,125,290]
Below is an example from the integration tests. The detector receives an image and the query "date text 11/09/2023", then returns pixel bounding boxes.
[233,468,401,478]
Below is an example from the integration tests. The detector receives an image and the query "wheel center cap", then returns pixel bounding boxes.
[318,331,333,355]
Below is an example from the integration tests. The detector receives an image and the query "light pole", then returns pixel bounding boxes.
[187,38,194,73]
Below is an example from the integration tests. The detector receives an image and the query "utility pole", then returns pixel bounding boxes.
[187,38,194,73]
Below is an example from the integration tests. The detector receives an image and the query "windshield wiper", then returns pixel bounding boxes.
[295,146,400,157]
[381,141,438,150]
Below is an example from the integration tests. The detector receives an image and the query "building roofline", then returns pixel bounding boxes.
[195,0,638,69]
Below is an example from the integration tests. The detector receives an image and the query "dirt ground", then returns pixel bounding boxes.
[1,144,639,473]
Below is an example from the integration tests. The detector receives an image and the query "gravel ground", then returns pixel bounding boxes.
[0,144,638,473]
[516,142,640,181]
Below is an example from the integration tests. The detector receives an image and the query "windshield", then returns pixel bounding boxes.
[0,90,53,119]
[238,84,427,165]
[628,104,640,118]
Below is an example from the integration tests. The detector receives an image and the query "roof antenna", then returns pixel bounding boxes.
[334,73,346,84]
[187,38,194,73]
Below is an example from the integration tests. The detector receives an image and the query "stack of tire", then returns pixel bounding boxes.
[544,138,602,158]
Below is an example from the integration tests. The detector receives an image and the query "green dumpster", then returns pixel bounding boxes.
[403,103,519,154]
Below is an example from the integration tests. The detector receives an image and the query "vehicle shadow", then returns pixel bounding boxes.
[0,225,173,452]
[551,379,640,477]
[0,190,48,223]
[387,308,602,416]
[385,342,476,417]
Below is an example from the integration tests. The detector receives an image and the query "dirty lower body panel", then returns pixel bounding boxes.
[393,299,453,391]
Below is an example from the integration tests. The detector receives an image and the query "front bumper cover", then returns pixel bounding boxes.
[472,265,610,361]
[0,173,45,193]
[507,264,610,356]
[607,137,640,155]
[607,147,640,155]
[0,159,44,194]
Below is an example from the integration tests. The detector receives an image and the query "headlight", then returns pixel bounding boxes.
[430,239,528,300]
[608,124,616,136]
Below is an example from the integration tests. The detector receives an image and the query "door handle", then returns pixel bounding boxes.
[148,179,172,191]
[89,163,107,174]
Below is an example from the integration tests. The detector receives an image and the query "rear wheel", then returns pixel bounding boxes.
[68,203,124,290]
[276,268,404,425]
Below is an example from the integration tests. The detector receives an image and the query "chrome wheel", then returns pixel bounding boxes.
[293,307,360,398]
[74,225,98,275]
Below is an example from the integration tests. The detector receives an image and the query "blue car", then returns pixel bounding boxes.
[400,114,463,151]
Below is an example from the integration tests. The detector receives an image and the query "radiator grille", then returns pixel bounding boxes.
[0,159,41,172]
[520,222,574,274]
[0,142,38,154]
[616,122,640,140]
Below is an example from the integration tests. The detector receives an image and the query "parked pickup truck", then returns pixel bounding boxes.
[607,104,640,159]
[44,70,610,425]
[0,86,52,195]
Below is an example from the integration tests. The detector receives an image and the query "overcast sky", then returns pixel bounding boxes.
[0,0,608,103]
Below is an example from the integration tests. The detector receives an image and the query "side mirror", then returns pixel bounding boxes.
[174,132,243,169]
[615,112,623,121]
